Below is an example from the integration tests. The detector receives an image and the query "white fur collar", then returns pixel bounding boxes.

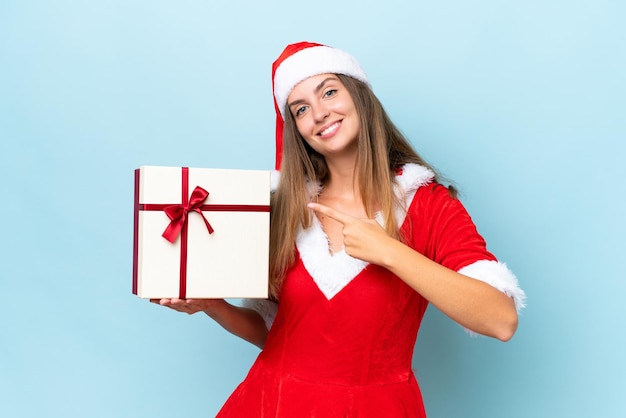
[270,163,433,197]
[296,163,434,300]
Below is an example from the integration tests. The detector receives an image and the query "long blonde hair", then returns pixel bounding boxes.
[268,74,444,297]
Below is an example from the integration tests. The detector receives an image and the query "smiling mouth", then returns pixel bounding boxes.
[319,121,340,137]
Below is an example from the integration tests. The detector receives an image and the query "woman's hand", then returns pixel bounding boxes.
[150,298,226,315]
[307,202,395,265]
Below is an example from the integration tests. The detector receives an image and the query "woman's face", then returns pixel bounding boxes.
[287,73,359,161]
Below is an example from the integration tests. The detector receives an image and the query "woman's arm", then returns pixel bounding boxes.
[151,298,269,348]
[307,202,519,341]
[375,240,518,341]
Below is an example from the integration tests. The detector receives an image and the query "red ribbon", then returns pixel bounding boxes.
[132,166,270,299]
[162,185,214,243]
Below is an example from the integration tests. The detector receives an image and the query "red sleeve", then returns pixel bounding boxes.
[402,183,497,272]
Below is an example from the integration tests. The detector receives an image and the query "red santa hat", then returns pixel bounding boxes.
[272,42,370,170]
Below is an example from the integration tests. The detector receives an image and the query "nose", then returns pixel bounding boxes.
[312,102,330,122]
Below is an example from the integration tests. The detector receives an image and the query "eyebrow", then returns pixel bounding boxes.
[287,76,338,108]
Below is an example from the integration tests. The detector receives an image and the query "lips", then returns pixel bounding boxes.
[318,121,341,137]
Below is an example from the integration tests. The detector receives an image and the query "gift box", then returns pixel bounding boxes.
[132,166,270,299]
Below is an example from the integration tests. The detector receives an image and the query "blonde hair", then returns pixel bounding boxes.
[268,74,445,297]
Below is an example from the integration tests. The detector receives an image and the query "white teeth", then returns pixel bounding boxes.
[320,122,339,136]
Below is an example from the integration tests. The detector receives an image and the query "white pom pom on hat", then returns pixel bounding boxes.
[271,42,370,169]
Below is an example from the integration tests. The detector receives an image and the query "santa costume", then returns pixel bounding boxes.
[216,42,525,417]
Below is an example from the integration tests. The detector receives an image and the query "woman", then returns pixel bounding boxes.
[155,41,526,417]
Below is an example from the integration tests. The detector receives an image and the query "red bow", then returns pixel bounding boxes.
[162,186,214,243]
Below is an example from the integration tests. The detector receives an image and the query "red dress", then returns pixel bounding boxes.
[217,165,522,417]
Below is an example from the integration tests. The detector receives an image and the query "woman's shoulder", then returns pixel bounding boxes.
[395,163,435,194]
[396,163,461,217]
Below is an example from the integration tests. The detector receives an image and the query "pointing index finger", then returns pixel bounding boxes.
[307,203,353,225]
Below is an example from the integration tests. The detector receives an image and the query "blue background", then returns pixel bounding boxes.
[2,1,625,417]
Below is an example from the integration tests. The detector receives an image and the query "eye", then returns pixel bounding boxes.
[294,105,308,117]
[324,89,337,98]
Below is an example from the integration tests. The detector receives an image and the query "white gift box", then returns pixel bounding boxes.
[132,166,270,299]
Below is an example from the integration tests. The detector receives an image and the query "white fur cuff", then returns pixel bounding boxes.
[458,260,527,312]
[242,298,278,330]
[270,170,280,193]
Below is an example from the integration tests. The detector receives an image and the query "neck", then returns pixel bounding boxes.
[322,154,360,200]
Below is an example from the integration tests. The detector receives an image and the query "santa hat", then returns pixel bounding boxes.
[272,42,370,170]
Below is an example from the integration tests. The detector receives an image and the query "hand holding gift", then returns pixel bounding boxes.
[150,298,226,315]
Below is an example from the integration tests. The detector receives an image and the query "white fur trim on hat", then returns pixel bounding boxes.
[273,45,369,118]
